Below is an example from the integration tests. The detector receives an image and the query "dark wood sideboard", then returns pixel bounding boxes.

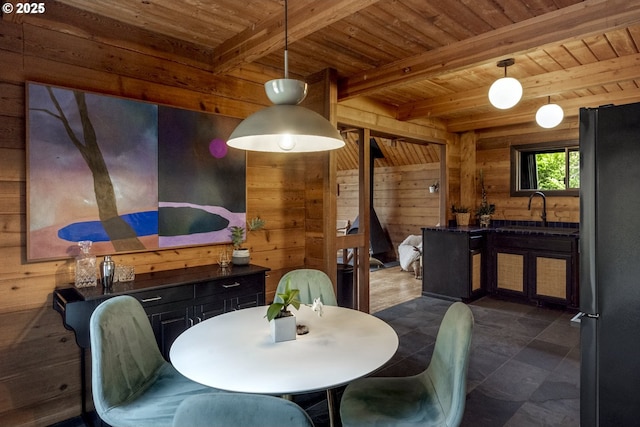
[53,263,269,421]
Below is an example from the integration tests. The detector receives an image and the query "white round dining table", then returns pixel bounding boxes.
[169,304,398,395]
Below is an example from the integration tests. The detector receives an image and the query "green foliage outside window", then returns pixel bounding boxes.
[569,150,580,188]
[511,141,579,196]
[535,152,565,190]
[535,148,580,191]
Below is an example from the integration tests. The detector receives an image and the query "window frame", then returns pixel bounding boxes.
[510,140,579,197]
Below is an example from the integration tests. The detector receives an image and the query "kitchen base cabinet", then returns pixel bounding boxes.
[495,251,526,295]
[490,233,578,307]
[422,227,487,301]
[535,255,572,300]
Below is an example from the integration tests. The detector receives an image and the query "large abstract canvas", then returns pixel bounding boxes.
[157,106,246,247]
[27,83,245,261]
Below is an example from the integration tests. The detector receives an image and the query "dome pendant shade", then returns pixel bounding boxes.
[227,0,343,153]
[227,104,345,152]
[488,77,523,109]
[536,102,564,128]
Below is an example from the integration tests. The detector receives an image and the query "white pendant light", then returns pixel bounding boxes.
[488,58,523,110]
[536,96,564,128]
[227,0,344,153]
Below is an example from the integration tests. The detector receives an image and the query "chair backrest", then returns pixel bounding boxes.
[275,269,337,306]
[337,219,350,235]
[172,393,315,427]
[425,302,474,427]
[90,295,166,414]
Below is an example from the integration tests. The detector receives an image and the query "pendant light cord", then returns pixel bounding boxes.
[284,0,289,78]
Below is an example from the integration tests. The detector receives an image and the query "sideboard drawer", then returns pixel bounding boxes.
[132,285,194,308]
[194,274,263,298]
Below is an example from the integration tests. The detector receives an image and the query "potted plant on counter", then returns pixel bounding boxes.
[266,278,301,342]
[476,169,495,227]
[451,205,471,227]
[476,203,495,228]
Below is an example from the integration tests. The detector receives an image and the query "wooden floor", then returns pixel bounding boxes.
[369,265,423,313]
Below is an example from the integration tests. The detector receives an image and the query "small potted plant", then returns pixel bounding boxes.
[228,217,266,265]
[451,205,471,227]
[476,169,495,227]
[228,225,249,265]
[476,203,495,228]
[266,278,301,342]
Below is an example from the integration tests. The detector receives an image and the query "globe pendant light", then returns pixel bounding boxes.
[488,58,523,110]
[227,0,344,152]
[536,96,564,128]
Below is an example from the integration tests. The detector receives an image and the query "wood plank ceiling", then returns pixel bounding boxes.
[18,0,640,161]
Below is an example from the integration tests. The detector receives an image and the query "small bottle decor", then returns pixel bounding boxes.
[75,240,97,288]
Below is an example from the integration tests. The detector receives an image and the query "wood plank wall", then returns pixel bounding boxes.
[337,161,441,260]
[0,14,308,425]
[476,122,581,224]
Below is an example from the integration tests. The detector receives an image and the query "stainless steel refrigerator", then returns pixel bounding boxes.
[579,102,640,427]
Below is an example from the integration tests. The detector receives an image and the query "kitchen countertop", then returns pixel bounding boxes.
[423,221,579,237]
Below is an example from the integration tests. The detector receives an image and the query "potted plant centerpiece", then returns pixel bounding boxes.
[266,278,301,342]
[451,205,471,227]
[228,217,266,265]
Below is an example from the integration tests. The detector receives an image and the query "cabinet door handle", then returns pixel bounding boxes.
[223,282,241,288]
[140,296,162,302]
[189,318,194,327]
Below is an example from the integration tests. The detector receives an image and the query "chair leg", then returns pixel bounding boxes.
[327,388,336,427]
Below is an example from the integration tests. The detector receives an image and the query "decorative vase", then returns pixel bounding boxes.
[455,212,470,227]
[479,214,491,228]
[232,248,250,265]
[75,240,97,288]
[270,314,297,343]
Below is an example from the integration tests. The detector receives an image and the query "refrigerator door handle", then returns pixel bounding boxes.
[572,312,600,324]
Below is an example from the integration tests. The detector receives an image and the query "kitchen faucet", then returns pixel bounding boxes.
[528,191,547,227]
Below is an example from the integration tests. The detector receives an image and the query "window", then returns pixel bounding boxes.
[510,141,579,196]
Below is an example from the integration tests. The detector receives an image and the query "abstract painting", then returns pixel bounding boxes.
[27,83,245,261]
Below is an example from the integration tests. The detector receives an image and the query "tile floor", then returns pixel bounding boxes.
[53,295,580,427]
[299,295,580,427]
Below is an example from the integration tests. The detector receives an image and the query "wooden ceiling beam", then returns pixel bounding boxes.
[338,0,640,100]
[447,86,640,132]
[399,52,640,120]
[211,0,381,73]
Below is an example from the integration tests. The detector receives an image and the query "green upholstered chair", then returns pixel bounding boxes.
[90,295,218,427]
[339,301,474,427]
[275,268,339,423]
[172,393,315,427]
[275,269,337,306]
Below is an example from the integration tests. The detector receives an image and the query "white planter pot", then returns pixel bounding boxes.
[232,249,250,265]
[270,314,296,343]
